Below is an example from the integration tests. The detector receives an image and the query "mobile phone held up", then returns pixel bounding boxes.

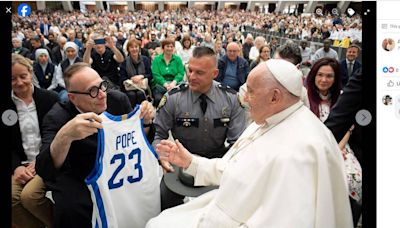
[94,38,106,45]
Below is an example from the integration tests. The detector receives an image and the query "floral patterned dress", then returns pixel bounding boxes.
[319,94,362,203]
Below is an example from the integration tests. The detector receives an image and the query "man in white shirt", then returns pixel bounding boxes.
[299,39,312,66]
[146,59,353,228]
[336,24,345,41]
[312,39,339,63]
[248,36,265,61]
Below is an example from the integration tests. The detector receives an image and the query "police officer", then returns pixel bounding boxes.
[153,46,246,210]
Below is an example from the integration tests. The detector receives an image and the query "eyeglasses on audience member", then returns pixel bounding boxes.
[69,80,109,98]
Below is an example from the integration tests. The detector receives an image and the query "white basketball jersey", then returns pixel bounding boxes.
[85,105,161,228]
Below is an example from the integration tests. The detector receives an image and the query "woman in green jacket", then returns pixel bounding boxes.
[151,38,185,107]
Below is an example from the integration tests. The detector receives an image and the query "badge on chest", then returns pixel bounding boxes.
[176,118,199,128]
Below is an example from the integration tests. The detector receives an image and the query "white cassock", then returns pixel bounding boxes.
[146,102,353,228]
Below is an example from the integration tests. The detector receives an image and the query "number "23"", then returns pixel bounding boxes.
[108,148,143,190]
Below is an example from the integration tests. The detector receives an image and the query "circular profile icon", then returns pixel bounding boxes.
[382,95,393,105]
[382,38,395,51]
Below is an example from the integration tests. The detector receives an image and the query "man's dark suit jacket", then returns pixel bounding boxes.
[242,42,253,63]
[325,68,363,164]
[11,87,58,174]
[35,90,135,227]
[340,59,361,87]
[12,47,31,58]
[324,69,363,227]
[51,45,63,65]
[40,23,51,37]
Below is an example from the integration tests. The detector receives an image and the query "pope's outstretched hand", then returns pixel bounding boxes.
[156,139,193,169]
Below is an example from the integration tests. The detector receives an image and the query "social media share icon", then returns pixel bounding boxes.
[347,8,355,17]
[331,8,339,16]
[18,3,31,17]
[315,8,323,16]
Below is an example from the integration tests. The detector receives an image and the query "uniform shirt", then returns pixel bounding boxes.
[153,81,245,158]
[12,86,41,163]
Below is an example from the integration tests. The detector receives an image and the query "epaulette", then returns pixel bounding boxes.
[168,83,189,95]
[217,84,237,94]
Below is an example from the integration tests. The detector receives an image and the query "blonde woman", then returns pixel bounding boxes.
[11,53,58,228]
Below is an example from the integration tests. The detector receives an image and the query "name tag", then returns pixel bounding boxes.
[214,117,230,127]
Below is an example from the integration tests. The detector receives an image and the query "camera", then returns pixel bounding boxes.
[94,38,106,45]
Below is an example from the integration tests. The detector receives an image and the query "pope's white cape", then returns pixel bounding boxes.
[146,101,353,228]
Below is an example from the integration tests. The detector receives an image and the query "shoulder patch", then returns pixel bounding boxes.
[158,95,167,109]
[168,83,189,95]
[218,84,237,94]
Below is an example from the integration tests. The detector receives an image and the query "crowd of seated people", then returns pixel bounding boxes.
[12,8,362,106]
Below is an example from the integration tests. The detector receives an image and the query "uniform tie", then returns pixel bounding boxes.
[199,94,207,114]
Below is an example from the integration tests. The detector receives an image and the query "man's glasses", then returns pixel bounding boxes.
[69,81,109,98]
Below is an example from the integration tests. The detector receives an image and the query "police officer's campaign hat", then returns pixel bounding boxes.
[164,165,218,197]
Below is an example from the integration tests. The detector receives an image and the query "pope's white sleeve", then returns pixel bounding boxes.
[185,155,226,186]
